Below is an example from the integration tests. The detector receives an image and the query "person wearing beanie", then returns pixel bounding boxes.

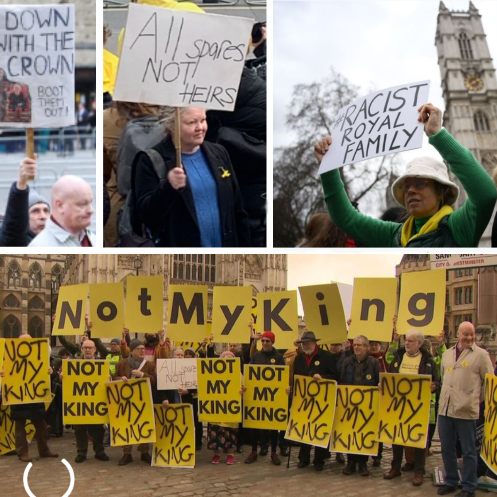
[245,331,286,466]
[317,103,497,247]
[113,338,155,466]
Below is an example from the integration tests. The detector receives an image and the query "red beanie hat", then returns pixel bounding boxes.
[262,331,275,344]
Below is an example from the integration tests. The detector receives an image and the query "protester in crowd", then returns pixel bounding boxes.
[47,357,64,437]
[315,104,497,247]
[437,321,494,497]
[291,331,338,471]
[184,347,196,359]
[340,335,380,477]
[296,213,352,247]
[77,102,89,150]
[0,333,58,463]
[134,106,250,247]
[113,338,156,466]
[383,330,439,486]
[29,175,95,247]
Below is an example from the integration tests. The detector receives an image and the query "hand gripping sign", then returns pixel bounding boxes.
[319,80,430,174]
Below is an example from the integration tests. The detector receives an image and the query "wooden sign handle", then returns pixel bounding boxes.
[174,107,182,169]
[26,128,35,180]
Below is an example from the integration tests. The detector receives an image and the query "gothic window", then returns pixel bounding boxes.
[3,293,20,309]
[28,316,44,338]
[172,255,215,283]
[29,262,43,289]
[2,314,20,338]
[29,295,44,311]
[458,33,473,60]
[474,111,490,132]
[51,264,62,292]
[7,260,21,288]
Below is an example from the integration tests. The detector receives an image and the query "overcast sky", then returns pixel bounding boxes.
[274,0,497,165]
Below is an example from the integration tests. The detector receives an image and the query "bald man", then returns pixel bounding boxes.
[29,175,95,247]
[437,322,493,497]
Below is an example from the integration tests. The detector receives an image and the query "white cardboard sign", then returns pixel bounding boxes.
[0,4,75,128]
[319,80,430,174]
[157,358,198,390]
[114,4,253,111]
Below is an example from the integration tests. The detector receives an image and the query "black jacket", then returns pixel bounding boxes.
[134,138,250,247]
[0,182,33,246]
[251,347,285,366]
[340,355,380,386]
[293,347,339,382]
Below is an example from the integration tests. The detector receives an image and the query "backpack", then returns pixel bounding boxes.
[116,116,166,196]
[117,149,166,247]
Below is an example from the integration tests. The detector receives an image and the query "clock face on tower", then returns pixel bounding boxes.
[464,75,484,91]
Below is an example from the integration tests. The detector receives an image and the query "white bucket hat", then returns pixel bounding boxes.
[391,156,460,207]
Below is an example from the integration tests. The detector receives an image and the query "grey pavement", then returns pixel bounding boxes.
[0,433,486,497]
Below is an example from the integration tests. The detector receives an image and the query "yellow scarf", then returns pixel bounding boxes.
[400,205,454,246]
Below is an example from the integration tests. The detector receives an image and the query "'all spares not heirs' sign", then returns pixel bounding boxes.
[0,4,75,128]
[114,4,253,111]
[319,80,430,174]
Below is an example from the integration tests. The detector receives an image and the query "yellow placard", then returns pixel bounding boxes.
[251,297,258,332]
[89,283,125,338]
[167,285,208,342]
[0,403,35,455]
[257,290,298,350]
[482,373,497,473]
[299,284,347,344]
[44,392,56,412]
[331,385,379,455]
[106,378,156,446]
[62,360,110,424]
[125,276,163,333]
[397,270,446,336]
[243,365,289,430]
[53,284,88,336]
[197,358,241,423]
[2,339,51,405]
[0,338,4,390]
[285,375,337,448]
[349,278,397,341]
[212,286,252,344]
[378,373,432,448]
[152,404,195,468]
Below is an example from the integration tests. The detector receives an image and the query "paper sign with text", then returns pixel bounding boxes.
[331,385,379,455]
[319,80,430,173]
[153,404,195,468]
[114,4,253,111]
[0,5,75,128]
[53,284,87,336]
[378,373,432,449]
[157,358,197,390]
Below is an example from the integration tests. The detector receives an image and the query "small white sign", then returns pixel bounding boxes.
[430,254,497,270]
[114,4,253,111]
[157,358,198,390]
[0,4,75,128]
[319,80,430,174]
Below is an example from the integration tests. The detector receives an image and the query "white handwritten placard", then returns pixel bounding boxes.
[157,358,198,390]
[114,4,253,111]
[319,80,430,174]
[0,5,75,128]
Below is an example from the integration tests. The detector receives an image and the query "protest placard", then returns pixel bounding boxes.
[114,4,253,111]
[0,4,75,128]
[331,385,379,455]
[2,338,51,405]
[89,283,125,338]
[167,285,208,342]
[482,373,497,473]
[251,297,258,332]
[0,339,4,389]
[197,358,241,423]
[397,269,446,336]
[0,404,35,455]
[153,404,195,468]
[378,373,432,448]
[62,360,109,424]
[106,378,156,446]
[319,80,430,174]
[157,359,197,390]
[52,284,87,336]
[243,365,289,430]
[257,291,298,350]
[212,286,252,344]
[125,276,163,333]
[299,284,348,344]
[285,375,337,448]
[349,278,397,341]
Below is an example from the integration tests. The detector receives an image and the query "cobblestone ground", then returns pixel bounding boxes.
[0,435,486,497]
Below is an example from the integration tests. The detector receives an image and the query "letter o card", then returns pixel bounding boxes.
[89,283,125,338]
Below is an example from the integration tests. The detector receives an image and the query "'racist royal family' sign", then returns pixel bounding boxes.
[319,80,430,173]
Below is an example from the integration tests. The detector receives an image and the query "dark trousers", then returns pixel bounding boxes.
[391,444,426,474]
[373,442,383,460]
[299,444,328,465]
[123,443,149,455]
[15,418,49,457]
[74,424,105,457]
[251,428,278,453]
[192,398,203,449]
[347,454,368,465]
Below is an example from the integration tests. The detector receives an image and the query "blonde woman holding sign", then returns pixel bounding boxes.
[316,103,496,247]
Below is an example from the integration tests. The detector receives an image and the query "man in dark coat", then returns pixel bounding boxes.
[292,331,339,471]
